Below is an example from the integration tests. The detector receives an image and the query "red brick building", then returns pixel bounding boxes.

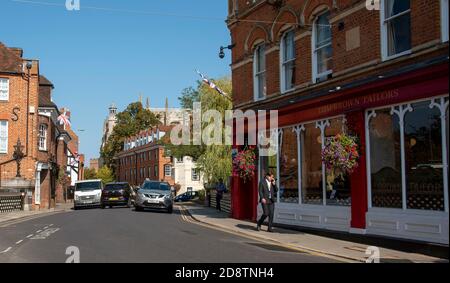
[116,126,175,187]
[228,0,449,244]
[0,42,82,210]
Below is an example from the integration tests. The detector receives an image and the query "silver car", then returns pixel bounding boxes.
[134,181,173,214]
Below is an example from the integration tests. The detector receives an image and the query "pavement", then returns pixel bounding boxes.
[181,204,449,263]
[0,204,339,263]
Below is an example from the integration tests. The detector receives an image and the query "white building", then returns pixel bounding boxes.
[173,156,204,195]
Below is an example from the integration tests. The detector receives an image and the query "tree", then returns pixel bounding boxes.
[195,77,233,185]
[167,76,233,185]
[96,166,115,184]
[101,102,160,175]
[178,85,201,110]
[84,168,97,180]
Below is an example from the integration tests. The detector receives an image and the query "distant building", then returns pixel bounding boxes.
[145,97,187,126]
[90,158,100,172]
[101,103,117,150]
[116,126,175,187]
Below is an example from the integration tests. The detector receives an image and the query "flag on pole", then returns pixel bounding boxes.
[196,70,229,97]
[57,111,71,127]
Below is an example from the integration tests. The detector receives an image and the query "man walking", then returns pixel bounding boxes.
[257,173,278,232]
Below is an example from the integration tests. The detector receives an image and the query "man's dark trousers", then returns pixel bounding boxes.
[257,200,275,229]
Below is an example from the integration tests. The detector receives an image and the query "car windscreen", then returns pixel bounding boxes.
[104,184,128,191]
[142,182,170,191]
[75,182,101,191]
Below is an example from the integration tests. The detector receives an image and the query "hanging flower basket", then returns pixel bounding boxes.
[232,146,257,183]
[322,134,360,176]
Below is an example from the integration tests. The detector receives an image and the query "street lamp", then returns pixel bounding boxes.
[13,139,25,178]
[219,44,236,59]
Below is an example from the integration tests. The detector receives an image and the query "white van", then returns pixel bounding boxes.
[74,179,103,210]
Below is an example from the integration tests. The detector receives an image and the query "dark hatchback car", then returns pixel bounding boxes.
[101,182,133,209]
[174,191,199,203]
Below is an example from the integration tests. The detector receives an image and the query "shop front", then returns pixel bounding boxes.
[232,62,449,244]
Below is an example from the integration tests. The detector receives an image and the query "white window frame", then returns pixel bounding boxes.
[312,10,333,83]
[164,165,172,177]
[253,44,266,101]
[442,0,449,42]
[192,168,200,181]
[0,78,9,101]
[38,124,48,151]
[365,96,449,213]
[280,29,296,93]
[0,120,8,154]
[380,0,412,61]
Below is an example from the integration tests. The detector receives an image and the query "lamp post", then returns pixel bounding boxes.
[12,139,25,178]
[218,44,236,59]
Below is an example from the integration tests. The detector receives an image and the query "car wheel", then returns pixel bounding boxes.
[135,206,143,212]
[109,206,113,209]
[167,206,173,214]
[74,206,78,211]
[101,205,105,209]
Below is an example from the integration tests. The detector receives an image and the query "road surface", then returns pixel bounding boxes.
[0,206,339,263]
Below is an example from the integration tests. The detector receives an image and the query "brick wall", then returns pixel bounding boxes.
[227,0,448,107]
[0,63,39,182]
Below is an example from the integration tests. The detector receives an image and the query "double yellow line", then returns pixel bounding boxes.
[179,206,195,224]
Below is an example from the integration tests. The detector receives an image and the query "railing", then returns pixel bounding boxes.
[209,190,231,215]
[0,195,24,213]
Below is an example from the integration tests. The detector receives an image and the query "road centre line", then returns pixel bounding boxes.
[0,247,12,254]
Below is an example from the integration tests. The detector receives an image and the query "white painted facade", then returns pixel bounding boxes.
[173,156,204,195]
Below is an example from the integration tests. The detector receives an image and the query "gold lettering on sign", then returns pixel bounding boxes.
[318,89,399,115]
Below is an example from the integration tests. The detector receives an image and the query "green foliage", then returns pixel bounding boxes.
[178,84,201,110]
[96,166,115,184]
[169,76,233,185]
[83,168,97,180]
[101,102,160,175]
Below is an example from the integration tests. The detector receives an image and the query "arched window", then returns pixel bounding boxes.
[442,0,449,42]
[380,0,411,60]
[280,29,296,93]
[253,44,266,101]
[312,11,333,83]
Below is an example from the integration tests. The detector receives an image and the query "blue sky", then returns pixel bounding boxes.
[0,0,231,164]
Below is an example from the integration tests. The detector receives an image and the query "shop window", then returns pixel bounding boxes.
[312,11,333,83]
[368,97,449,211]
[381,0,411,60]
[369,109,403,208]
[279,127,299,203]
[253,44,266,101]
[280,30,296,93]
[324,119,351,206]
[404,102,444,211]
[301,123,323,205]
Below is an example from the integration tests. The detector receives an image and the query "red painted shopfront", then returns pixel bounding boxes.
[231,62,449,244]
